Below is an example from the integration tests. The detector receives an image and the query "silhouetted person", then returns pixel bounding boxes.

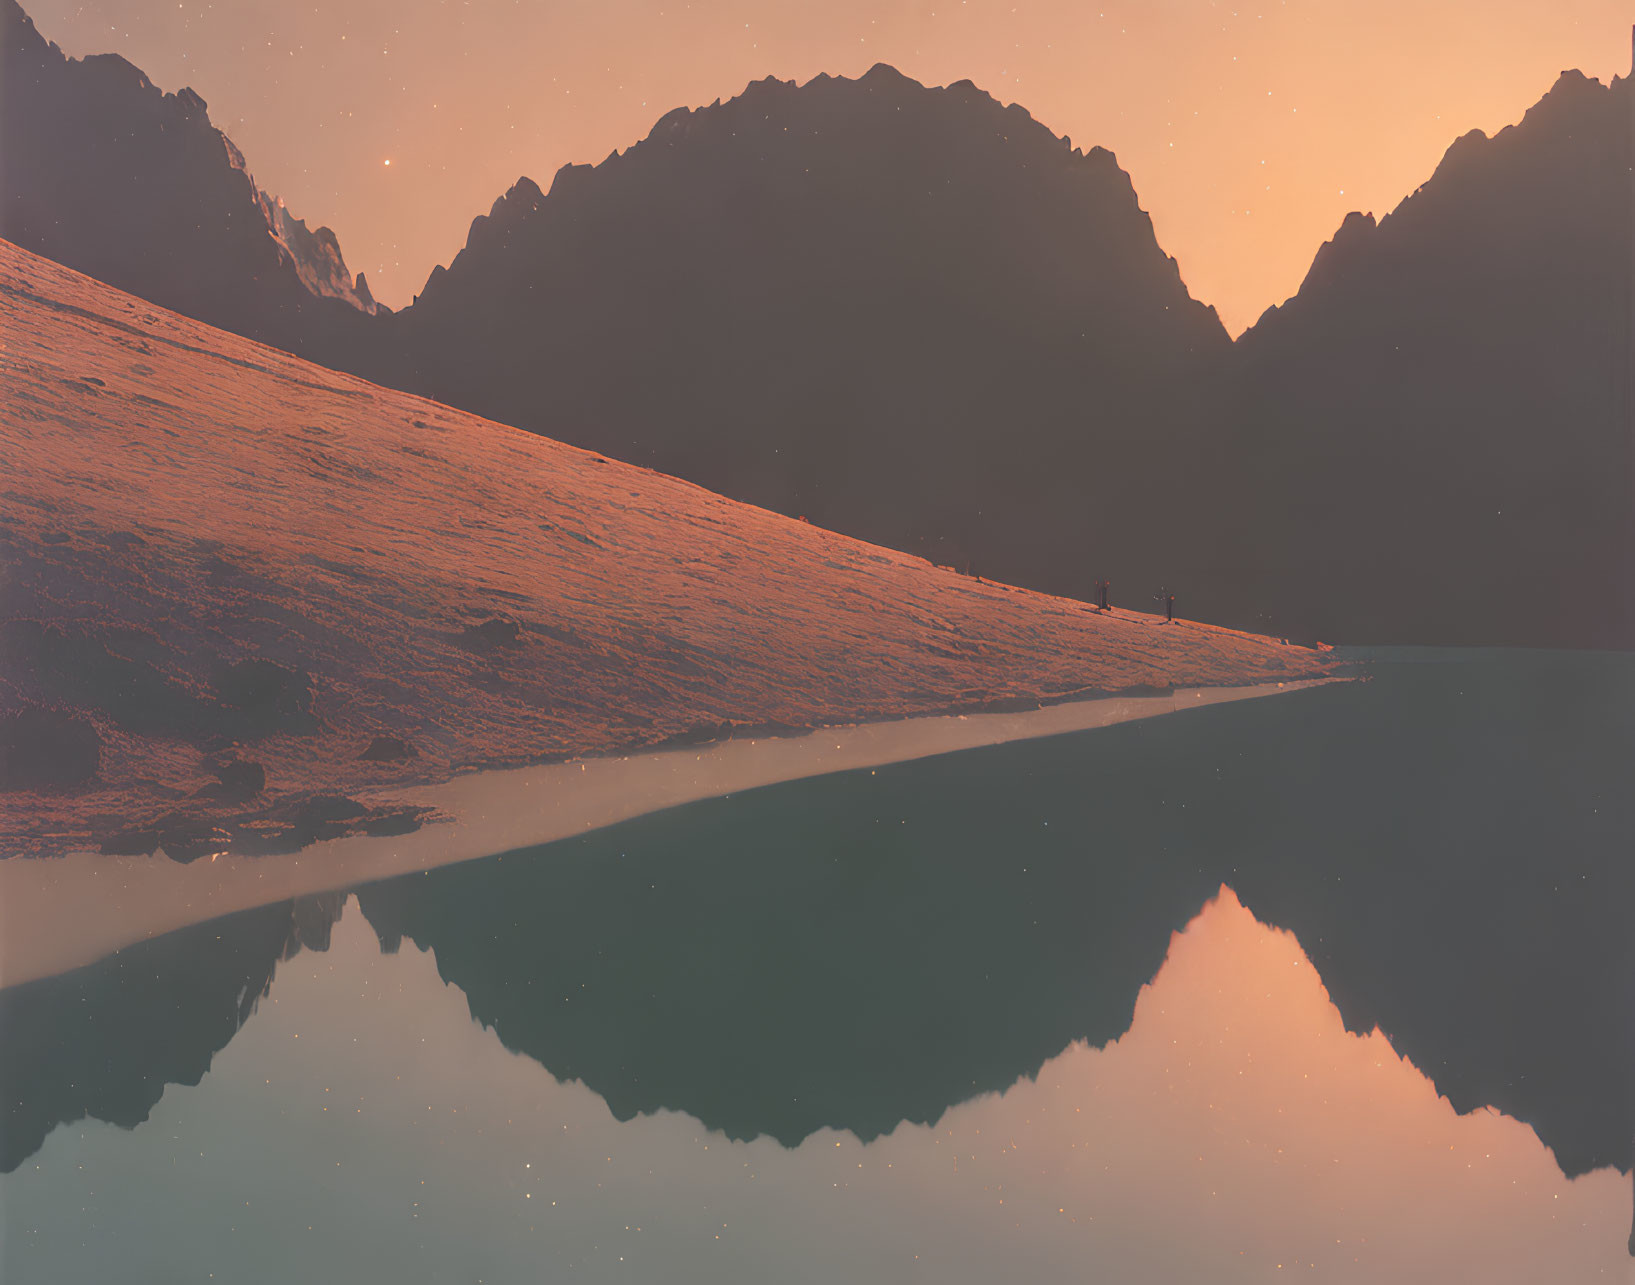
[1093,578,1111,612]
[1154,589,1175,622]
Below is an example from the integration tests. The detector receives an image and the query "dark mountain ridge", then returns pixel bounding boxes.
[375,54,1635,649]
[376,64,1230,605]
[1197,64,1633,647]
[0,0,380,353]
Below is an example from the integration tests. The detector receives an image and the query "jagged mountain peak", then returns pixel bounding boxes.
[1,0,381,326]
[260,188,381,314]
[1,0,44,52]
[376,55,1232,619]
[611,62,1104,168]
[1217,51,1631,649]
[1246,57,1629,342]
[414,61,1217,348]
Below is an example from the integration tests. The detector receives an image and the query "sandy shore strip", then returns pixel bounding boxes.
[0,677,1339,989]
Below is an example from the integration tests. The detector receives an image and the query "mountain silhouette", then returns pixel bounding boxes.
[369,55,1635,650]
[1194,65,1634,649]
[0,0,380,354]
[372,63,1230,603]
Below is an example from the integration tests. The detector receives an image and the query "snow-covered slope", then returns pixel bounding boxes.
[0,240,1333,859]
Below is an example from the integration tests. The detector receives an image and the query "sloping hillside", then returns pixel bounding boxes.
[0,241,1331,859]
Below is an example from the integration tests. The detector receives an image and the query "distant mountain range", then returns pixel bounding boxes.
[3,0,1629,648]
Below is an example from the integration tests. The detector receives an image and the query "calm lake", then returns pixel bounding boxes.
[3,649,1631,1281]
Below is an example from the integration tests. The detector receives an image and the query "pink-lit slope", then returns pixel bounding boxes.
[0,240,1334,857]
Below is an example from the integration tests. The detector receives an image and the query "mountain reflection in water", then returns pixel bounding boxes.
[1,649,1630,1277]
[3,892,1627,1282]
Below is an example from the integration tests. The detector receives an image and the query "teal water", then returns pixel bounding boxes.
[3,649,1632,1280]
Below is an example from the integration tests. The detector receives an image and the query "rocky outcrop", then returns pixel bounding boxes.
[259,191,382,315]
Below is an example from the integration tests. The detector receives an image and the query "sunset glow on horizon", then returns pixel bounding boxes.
[18,0,1633,332]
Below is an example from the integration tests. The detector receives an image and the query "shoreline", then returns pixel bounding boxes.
[0,677,1341,989]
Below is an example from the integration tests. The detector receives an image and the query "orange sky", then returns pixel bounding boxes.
[25,1,1632,333]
